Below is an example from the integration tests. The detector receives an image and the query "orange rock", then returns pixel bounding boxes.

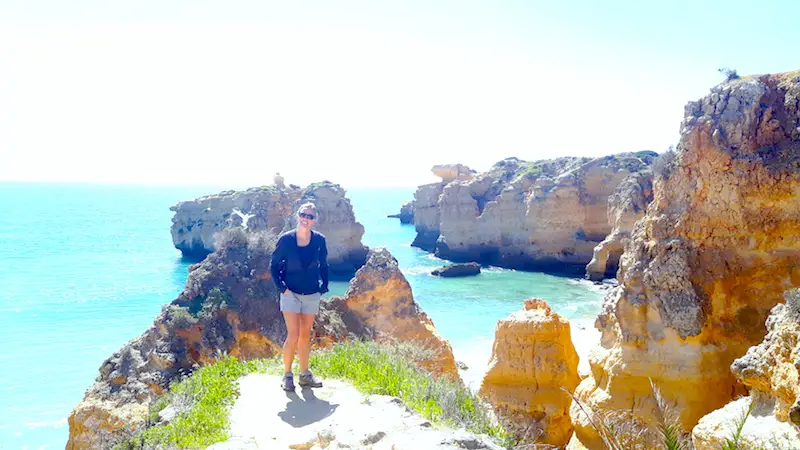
[479,298,579,446]
[571,71,800,448]
[337,248,459,379]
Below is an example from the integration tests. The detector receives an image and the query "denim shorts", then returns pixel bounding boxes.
[279,290,321,315]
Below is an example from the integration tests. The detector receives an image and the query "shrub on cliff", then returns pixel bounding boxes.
[718,67,740,81]
[653,146,677,180]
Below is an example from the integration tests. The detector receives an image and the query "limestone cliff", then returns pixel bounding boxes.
[170,181,368,278]
[571,71,800,449]
[67,231,455,449]
[585,170,654,281]
[412,153,656,274]
[411,182,445,251]
[479,299,579,447]
[692,289,800,449]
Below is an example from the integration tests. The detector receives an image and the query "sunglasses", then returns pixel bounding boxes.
[299,212,315,220]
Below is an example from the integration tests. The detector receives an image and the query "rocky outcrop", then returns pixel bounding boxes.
[327,248,459,378]
[411,182,445,251]
[432,164,476,183]
[692,289,800,448]
[67,232,455,449]
[431,262,481,277]
[388,200,415,224]
[479,299,579,447]
[585,170,654,281]
[412,153,656,274]
[170,181,368,278]
[571,71,800,449]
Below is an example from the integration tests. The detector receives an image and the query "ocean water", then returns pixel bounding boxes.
[0,183,604,449]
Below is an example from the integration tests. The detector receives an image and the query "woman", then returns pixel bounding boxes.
[270,202,329,391]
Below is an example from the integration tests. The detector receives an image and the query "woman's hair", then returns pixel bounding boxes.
[297,202,317,216]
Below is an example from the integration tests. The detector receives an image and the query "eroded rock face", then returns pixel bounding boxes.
[571,72,800,449]
[170,181,368,278]
[67,234,455,449]
[479,299,579,447]
[388,200,415,224]
[411,182,445,251]
[413,153,655,274]
[692,289,800,448]
[585,170,654,281]
[329,248,459,378]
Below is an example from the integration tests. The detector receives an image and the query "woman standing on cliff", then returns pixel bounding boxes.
[270,202,329,391]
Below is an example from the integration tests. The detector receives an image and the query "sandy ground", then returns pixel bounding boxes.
[207,374,503,450]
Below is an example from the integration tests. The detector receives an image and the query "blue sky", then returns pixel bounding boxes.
[1,1,797,188]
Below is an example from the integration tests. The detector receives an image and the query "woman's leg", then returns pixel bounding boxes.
[282,311,300,374]
[297,313,316,373]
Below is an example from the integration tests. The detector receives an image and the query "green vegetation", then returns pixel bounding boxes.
[116,340,511,449]
[568,379,691,450]
[721,398,753,450]
[115,357,268,449]
[719,68,740,81]
[309,340,509,443]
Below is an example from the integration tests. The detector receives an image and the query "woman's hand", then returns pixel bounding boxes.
[283,289,289,296]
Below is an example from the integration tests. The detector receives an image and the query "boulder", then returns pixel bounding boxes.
[431,262,481,277]
[170,181,368,278]
[571,71,800,449]
[479,299,579,447]
[67,233,456,449]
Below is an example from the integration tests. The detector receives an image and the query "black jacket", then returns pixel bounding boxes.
[270,230,329,295]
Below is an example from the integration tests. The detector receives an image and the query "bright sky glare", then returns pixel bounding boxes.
[1,0,798,188]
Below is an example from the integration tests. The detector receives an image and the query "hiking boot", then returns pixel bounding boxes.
[298,371,323,388]
[281,372,295,391]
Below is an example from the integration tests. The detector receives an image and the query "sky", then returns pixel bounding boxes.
[1,1,798,189]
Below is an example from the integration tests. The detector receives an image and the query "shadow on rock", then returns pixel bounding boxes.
[278,388,339,428]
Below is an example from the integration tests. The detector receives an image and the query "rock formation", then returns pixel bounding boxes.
[585,170,654,281]
[411,153,656,274]
[692,289,800,449]
[432,164,476,183]
[67,231,456,449]
[570,71,800,449]
[479,299,579,447]
[388,200,416,224]
[411,182,446,251]
[431,262,481,277]
[326,248,459,378]
[170,181,368,278]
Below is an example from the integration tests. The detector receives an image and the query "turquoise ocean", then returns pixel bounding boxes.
[0,183,605,449]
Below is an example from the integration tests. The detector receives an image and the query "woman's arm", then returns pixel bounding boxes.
[319,235,329,293]
[270,235,288,293]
